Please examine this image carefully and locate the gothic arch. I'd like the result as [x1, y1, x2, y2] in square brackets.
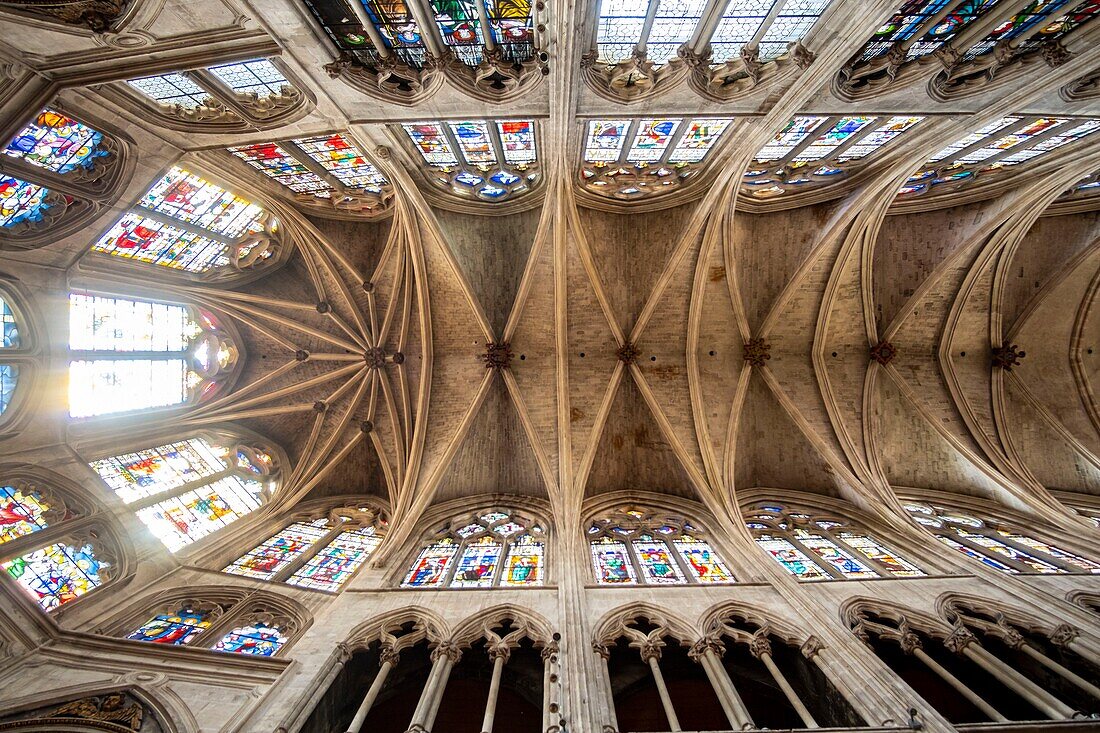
[0, 279, 43, 435]
[0, 682, 186, 733]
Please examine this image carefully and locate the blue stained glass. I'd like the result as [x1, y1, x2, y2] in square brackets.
[128, 607, 211, 645]
[492, 171, 521, 185]
[213, 623, 287, 656]
[5, 110, 108, 175]
[0, 176, 51, 229]
[3, 543, 105, 611]
[1, 294, 18, 348]
[0, 364, 17, 416]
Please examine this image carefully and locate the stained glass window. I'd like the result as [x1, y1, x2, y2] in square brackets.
[362, 0, 428, 68]
[91, 167, 272, 275]
[794, 117, 875, 161]
[431, 0, 486, 65]
[209, 59, 289, 97]
[627, 119, 680, 162]
[837, 532, 924, 577]
[710, 0, 777, 63]
[128, 606, 212, 645]
[404, 122, 460, 167]
[856, 0, 953, 62]
[0, 365, 16, 417]
[591, 536, 637, 584]
[502, 534, 544, 586]
[1000, 533, 1100, 573]
[597, 0, 652, 63]
[224, 519, 332, 580]
[5, 109, 108, 175]
[3, 543, 105, 611]
[450, 535, 503, 587]
[756, 534, 831, 579]
[497, 121, 537, 165]
[673, 535, 734, 582]
[793, 529, 877, 579]
[0, 176, 51, 229]
[904, 0, 1000, 60]
[228, 143, 333, 196]
[0, 485, 51, 544]
[90, 437, 228, 503]
[294, 134, 389, 191]
[213, 623, 287, 656]
[757, 0, 831, 60]
[1, 296, 17, 350]
[403, 538, 459, 587]
[633, 535, 686, 583]
[667, 119, 731, 163]
[136, 476, 265, 553]
[487, 0, 535, 61]
[647, 0, 708, 64]
[755, 116, 827, 162]
[835, 116, 924, 161]
[584, 120, 630, 163]
[963, 0, 1078, 59]
[287, 527, 381, 591]
[127, 73, 211, 109]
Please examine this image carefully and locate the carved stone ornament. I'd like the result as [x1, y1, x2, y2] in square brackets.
[365, 346, 389, 369]
[788, 41, 816, 70]
[897, 631, 922, 655]
[592, 640, 612, 659]
[616, 342, 640, 365]
[430, 640, 463, 663]
[1041, 39, 1071, 68]
[635, 638, 665, 662]
[483, 341, 513, 371]
[379, 645, 401, 666]
[51, 693, 144, 731]
[1048, 623, 1079, 647]
[1, 0, 128, 32]
[327, 52, 445, 106]
[743, 337, 772, 367]
[688, 635, 725, 661]
[942, 625, 976, 654]
[748, 631, 773, 659]
[870, 341, 897, 366]
[582, 46, 689, 104]
[800, 635, 823, 659]
[991, 343, 1025, 371]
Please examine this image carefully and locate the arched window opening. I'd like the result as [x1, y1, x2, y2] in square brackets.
[742, 114, 924, 201]
[0, 290, 29, 420]
[745, 501, 925, 580]
[67, 292, 238, 418]
[710, 612, 865, 729]
[213, 620, 289, 656]
[708, 0, 831, 66]
[579, 117, 732, 201]
[944, 601, 1100, 716]
[127, 601, 221, 645]
[222, 504, 387, 592]
[399, 119, 540, 202]
[5, 109, 109, 175]
[589, 506, 734, 586]
[402, 508, 545, 588]
[851, 607, 1089, 723]
[0, 689, 166, 731]
[903, 502, 1100, 574]
[116, 57, 311, 130]
[898, 115, 1100, 198]
[88, 432, 279, 552]
[227, 133, 394, 217]
[0, 474, 113, 614]
[88, 165, 281, 277]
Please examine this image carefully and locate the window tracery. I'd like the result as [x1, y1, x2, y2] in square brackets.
[0, 471, 114, 614]
[303, 0, 542, 104]
[86, 165, 282, 281]
[1, 108, 124, 249]
[399, 119, 541, 203]
[743, 114, 924, 202]
[67, 292, 238, 419]
[0, 291, 28, 421]
[904, 502, 1100, 574]
[227, 133, 394, 218]
[88, 431, 279, 553]
[897, 115, 1100, 200]
[222, 504, 387, 592]
[110, 58, 312, 132]
[745, 502, 925, 580]
[588, 506, 734, 585]
[579, 117, 733, 202]
[402, 508, 545, 588]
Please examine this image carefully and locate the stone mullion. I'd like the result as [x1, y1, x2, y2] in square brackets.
[638, 644, 681, 731]
[749, 635, 818, 727]
[825, 118, 881, 161]
[0, 158, 103, 201]
[938, 117, 1034, 168]
[617, 119, 641, 166]
[405, 0, 448, 59]
[269, 521, 348, 584]
[984, 530, 1086, 573]
[637, 0, 663, 54]
[688, 0, 734, 51]
[188, 68, 256, 120]
[662, 536, 697, 583]
[130, 207, 241, 246]
[894, 0, 974, 56]
[126, 468, 235, 513]
[1016, 641, 1100, 699]
[941, 2, 1025, 59]
[822, 529, 894, 577]
[278, 139, 351, 195]
[440, 123, 475, 178]
[474, 0, 497, 53]
[658, 121, 693, 168]
[783, 530, 847, 579]
[486, 122, 508, 171]
[775, 116, 839, 168]
[942, 529, 1037, 574]
[346, 3, 395, 59]
[746, 0, 787, 49]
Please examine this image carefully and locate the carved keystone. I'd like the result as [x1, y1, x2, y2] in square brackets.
[992, 344, 1025, 371]
[616, 342, 640, 365]
[870, 341, 897, 366]
[483, 342, 513, 370]
[743, 337, 771, 367]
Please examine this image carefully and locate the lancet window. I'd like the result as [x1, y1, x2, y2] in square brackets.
[227, 133, 393, 217]
[745, 502, 925, 580]
[400, 119, 540, 201]
[589, 506, 734, 586]
[904, 502, 1100, 574]
[88, 432, 278, 553]
[402, 508, 545, 588]
[0, 291, 29, 422]
[67, 292, 238, 418]
[87, 165, 281, 279]
[0, 473, 113, 614]
[113, 58, 311, 131]
[743, 114, 924, 201]
[222, 504, 386, 592]
[580, 117, 732, 201]
[898, 115, 1100, 198]
[122, 590, 303, 656]
[1, 109, 120, 245]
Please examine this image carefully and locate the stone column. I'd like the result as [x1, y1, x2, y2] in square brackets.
[346, 647, 399, 733]
[480, 644, 510, 733]
[593, 641, 619, 733]
[895, 632, 1006, 723]
[750, 633, 818, 728]
[406, 642, 461, 733]
[995, 623, 1100, 700]
[639, 640, 681, 732]
[541, 641, 560, 733]
[688, 636, 754, 730]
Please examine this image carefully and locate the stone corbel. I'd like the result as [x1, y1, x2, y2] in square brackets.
[689, 41, 806, 102]
[327, 53, 445, 106]
[581, 47, 689, 103]
[443, 46, 545, 101]
[235, 86, 307, 122]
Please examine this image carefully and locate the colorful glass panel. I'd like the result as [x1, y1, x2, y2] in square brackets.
[90, 438, 227, 503]
[90, 213, 230, 273]
[224, 519, 331, 580]
[449, 535, 503, 587]
[128, 607, 211, 645]
[135, 476, 264, 552]
[362, 0, 428, 67]
[626, 119, 680, 163]
[5, 109, 107, 174]
[836, 116, 924, 161]
[431, 0, 486, 65]
[213, 623, 287, 656]
[954, 530, 1063, 573]
[69, 358, 190, 418]
[857, 0, 953, 61]
[450, 121, 497, 166]
[964, 0, 1073, 59]
[1000, 533, 1100, 573]
[287, 527, 381, 591]
[127, 74, 210, 109]
[927, 116, 1019, 162]
[836, 532, 924, 576]
[673, 535, 734, 583]
[590, 536, 637, 584]
[502, 534, 544, 586]
[597, 0, 652, 63]
[0, 365, 17, 416]
[487, 0, 534, 59]
[497, 121, 537, 165]
[0, 485, 51, 544]
[228, 143, 333, 196]
[755, 535, 830, 579]
[936, 534, 1016, 572]
[1, 295, 17, 349]
[584, 119, 631, 163]
[757, 0, 831, 61]
[794, 530, 877, 578]
[668, 119, 731, 163]
[754, 116, 828, 162]
[403, 122, 460, 167]
[142, 168, 265, 238]
[403, 538, 459, 587]
[956, 117, 1067, 163]
[904, 0, 1000, 60]
[647, 0, 708, 64]
[633, 537, 686, 584]
[209, 59, 289, 97]
[997, 118, 1100, 165]
[294, 134, 389, 190]
[3, 543, 104, 611]
[0, 176, 50, 229]
[710, 0, 777, 63]
[794, 116, 875, 161]
[69, 293, 195, 353]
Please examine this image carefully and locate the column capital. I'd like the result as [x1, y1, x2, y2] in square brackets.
[1049, 623, 1079, 647]
[592, 640, 612, 659]
[943, 625, 977, 654]
[488, 642, 512, 663]
[748, 632, 772, 659]
[380, 646, 401, 666]
[637, 639, 664, 663]
[688, 635, 725, 661]
[540, 639, 560, 662]
[800, 635, 824, 660]
[430, 641, 462, 663]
